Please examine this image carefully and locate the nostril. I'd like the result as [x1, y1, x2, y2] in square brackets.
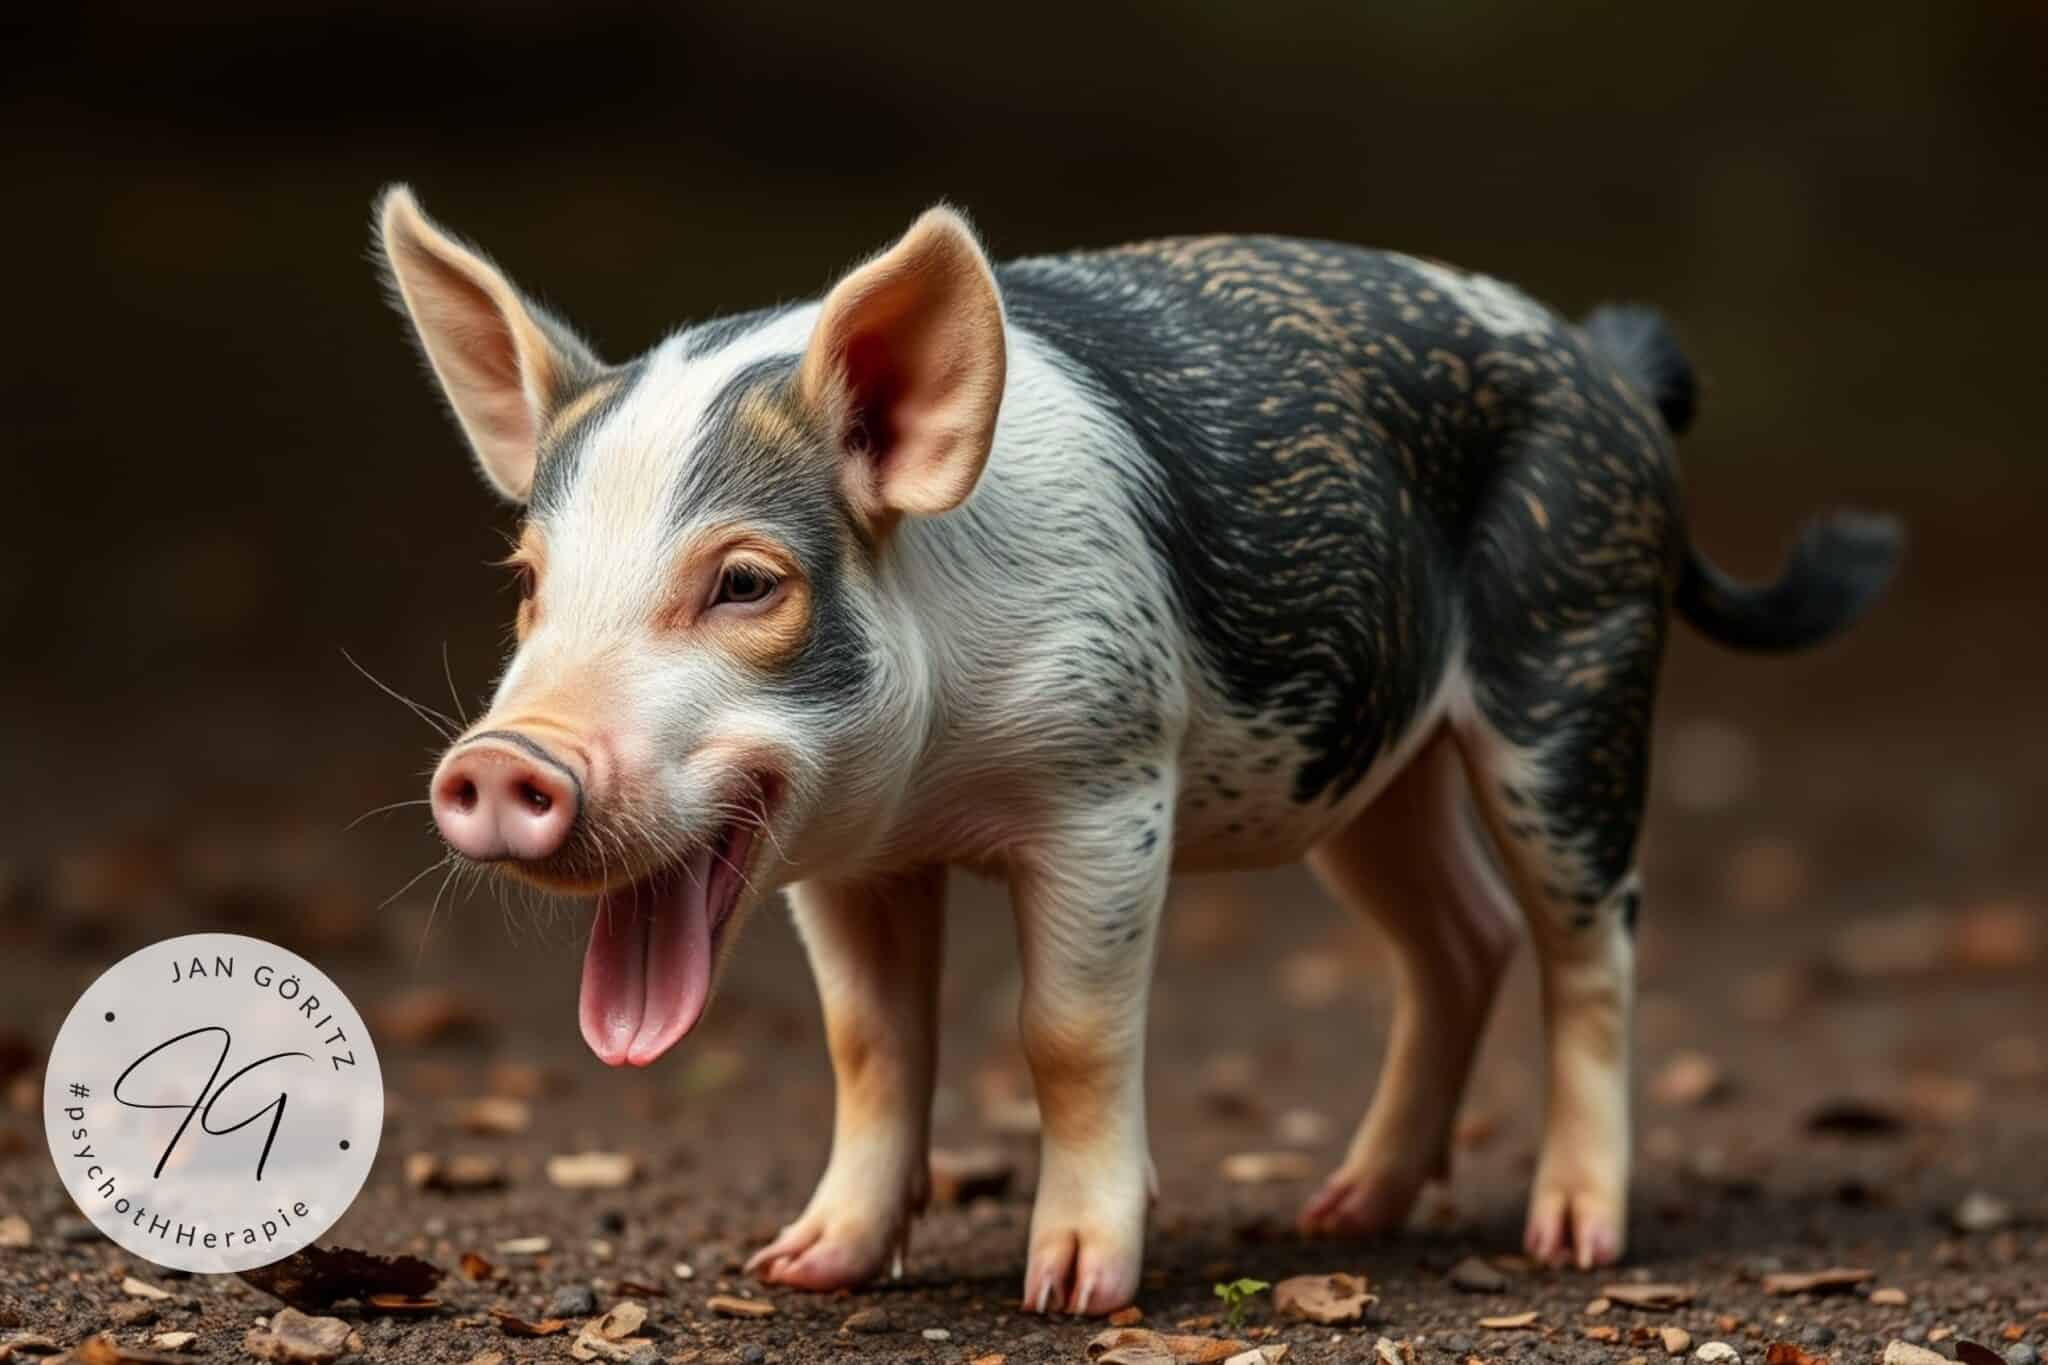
[451, 778, 479, 813]
[518, 781, 553, 815]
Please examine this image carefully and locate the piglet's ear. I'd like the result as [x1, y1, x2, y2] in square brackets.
[798, 207, 1006, 520]
[375, 185, 600, 501]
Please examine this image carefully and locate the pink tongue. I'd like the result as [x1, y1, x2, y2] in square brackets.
[579, 847, 714, 1067]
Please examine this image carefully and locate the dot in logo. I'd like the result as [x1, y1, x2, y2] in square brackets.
[44, 933, 386, 1274]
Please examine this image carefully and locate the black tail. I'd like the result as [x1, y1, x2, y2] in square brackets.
[1583, 303, 1904, 653]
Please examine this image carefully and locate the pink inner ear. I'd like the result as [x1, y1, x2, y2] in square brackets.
[840, 331, 906, 461]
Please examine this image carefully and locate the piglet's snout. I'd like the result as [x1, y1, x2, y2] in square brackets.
[430, 733, 583, 862]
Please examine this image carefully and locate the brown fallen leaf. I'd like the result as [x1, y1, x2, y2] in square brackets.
[929, 1147, 1016, 1205]
[1760, 1267, 1872, 1296]
[1219, 1152, 1316, 1184]
[1585, 1327, 1622, 1343]
[1087, 1329, 1250, 1365]
[1273, 1273, 1376, 1325]
[1109, 1307, 1145, 1327]
[364, 1293, 441, 1314]
[1650, 1053, 1726, 1108]
[406, 1152, 508, 1192]
[1480, 1312, 1541, 1330]
[1870, 1288, 1909, 1306]
[458, 1252, 500, 1283]
[546, 1151, 637, 1190]
[707, 1294, 775, 1318]
[239, 1245, 442, 1311]
[1601, 1283, 1696, 1311]
[1953, 1341, 2006, 1365]
[1766, 1344, 1826, 1365]
[488, 1308, 568, 1338]
[615, 1279, 667, 1298]
[452, 1096, 531, 1136]
[67, 1336, 192, 1365]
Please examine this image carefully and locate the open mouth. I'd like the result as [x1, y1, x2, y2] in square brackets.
[576, 785, 774, 1067]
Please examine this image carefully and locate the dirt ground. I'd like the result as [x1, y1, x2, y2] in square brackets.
[2, 483, 2045, 1364]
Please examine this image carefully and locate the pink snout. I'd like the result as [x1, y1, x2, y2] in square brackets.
[430, 733, 582, 862]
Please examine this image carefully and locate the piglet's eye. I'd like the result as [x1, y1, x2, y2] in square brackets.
[711, 563, 777, 608]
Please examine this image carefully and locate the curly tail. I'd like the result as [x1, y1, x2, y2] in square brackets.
[1583, 303, 1904, 653]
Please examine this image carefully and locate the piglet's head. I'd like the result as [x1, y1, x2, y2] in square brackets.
[376, 187, 1005, 1065]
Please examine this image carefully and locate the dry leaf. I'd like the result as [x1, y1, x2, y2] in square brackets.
[707, 1294, 775, 1318]
[150, 1333, 199, 1354]
[929, 1147, 1016, 1204]
[546, 1151, 636, 1190]
[1273, 1273, 1376, 1325]
[1480, 1312, 1541, 1330]
[66, 1337, 191, 1365]
[120, 1277, 171, 1300]
[1375, 1339, 1416, 1365]
[1760, 1267, 1872, 1296]
[1219, 1152, 1315, 1184]
[364, 1293, 440, 1314]
[1088, 1329, 1250, 1365]
[1585, 1327, 1622, 1343]
[1109, 1308, 1145, 1327]
[488, 1308, 568, 1338]
[405, 1152, 507, 1192]
[1602, 1283, 1696, 1310]
[241, 1252, 442, 1309]
[458, 1252, 499, 1283]
[453, 1096, 531, 1135]
[1765, 1344, 1826, 1365]
[1870, 1288, 1908, 1306]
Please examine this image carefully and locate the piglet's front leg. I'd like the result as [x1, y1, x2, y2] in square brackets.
[749, 868, 944, 1289]
[1013, 806, 1171, 1316]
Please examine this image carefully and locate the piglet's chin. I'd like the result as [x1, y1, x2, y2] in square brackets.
[578, 851, 716, 1067]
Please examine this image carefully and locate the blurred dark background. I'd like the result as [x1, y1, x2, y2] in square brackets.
[1, 2, 2042, 1027]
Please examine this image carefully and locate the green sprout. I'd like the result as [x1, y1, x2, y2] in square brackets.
[1212, 1277, 1270, 1331]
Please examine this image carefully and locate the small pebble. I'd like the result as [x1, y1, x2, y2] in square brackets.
[597, 1210, 627, 1235]
[1802, 1326, 1837, 1348]
[1695, 1344, 1738, 1364]
[109, 1302, 158, 1327]
[923, 1328, 952, 1342]
[1904, 1327, 1930, 1345]
[843, 1308, 893, 1334]
[736, 1344, 766, 1365]
[548, 1284, 598, 1318]
[2007, 1346, 2039, 1365]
